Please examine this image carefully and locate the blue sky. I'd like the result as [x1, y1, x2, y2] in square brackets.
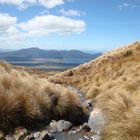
[0, 0, 140, 51]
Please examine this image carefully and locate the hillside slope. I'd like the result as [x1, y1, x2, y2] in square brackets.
[0, 41, 140, 139]
[49, 41, 140, 139]
[49, 41, 140, 98]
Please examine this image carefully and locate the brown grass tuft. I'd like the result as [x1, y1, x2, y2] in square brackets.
[86, 86, 101, 99]
[96, 90, 140, 140]
[0, 62, 86, 132]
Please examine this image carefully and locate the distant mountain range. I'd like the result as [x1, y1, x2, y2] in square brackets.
[0, 47, 102, 61]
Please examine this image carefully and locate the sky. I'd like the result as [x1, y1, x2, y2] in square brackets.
[0, 0, 140, 51]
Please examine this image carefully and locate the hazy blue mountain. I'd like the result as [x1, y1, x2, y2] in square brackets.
[0, 47, 102, 61]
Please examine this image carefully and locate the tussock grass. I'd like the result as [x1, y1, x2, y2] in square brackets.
[49, 41, 140, 139]
[0, 61, 85, 132]
[86, 86, 101, 99]
[49, 41, 140, 97]
[96, 90, 140, 140]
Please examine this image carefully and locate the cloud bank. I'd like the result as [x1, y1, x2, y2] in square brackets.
[0, 13, 22, 41]
[0, 13, 86, 41]
[20, 15, 86, 36]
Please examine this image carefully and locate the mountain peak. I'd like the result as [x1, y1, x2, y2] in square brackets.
[22, 47, 41, 51]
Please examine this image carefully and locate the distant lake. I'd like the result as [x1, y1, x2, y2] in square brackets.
[9, 58, 91, 71]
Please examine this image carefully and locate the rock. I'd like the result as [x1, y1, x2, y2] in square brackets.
[54, 132, 89, 140]
[84, 135, 89, 139]
[34, 138, 42, 140]
[80, 123, 90, 132]
[49, 129, 57, 135]
[50, 120, 57, 131]
[13, 127, 28, 140]
[50, 120, 72, 132]
[88, 108, 104, 133]
[91, 134, 101, 140]
[5, 135, 15, 140]
[69, 130, 77, 134]
[42, 134, 53, 140]
[24, 135, 35, 140]
[83, 99, 93, 108]
[76, 128, 81, 132]
[40, 130, 48, 138]
[33, 132, 41, 138]
[57, 120, 72, 132]
[14, 127, 28, 135]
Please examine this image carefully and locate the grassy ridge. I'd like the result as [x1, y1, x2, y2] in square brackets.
[49, 41, 140, 98]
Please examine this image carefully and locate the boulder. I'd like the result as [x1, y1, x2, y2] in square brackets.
[88, 108, 104, 133]
[50, 120, 72, 132]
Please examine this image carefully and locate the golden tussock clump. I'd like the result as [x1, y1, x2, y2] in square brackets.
[0, 61, 86, 132]
[96, 90, 140, 140]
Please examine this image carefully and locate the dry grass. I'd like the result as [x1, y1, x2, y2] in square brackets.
[96, 90, 140, 140]
[86, 86, 101, 99]
[14, 65, 58, 78]
[49, 41, 140, 139]
[1, 41, 140, 138]
[49, 41, 140, 98]
[0, 61, 86, 132]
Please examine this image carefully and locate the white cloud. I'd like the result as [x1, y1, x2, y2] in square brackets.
[0, 0, 36, 9]
[0, 12, 86, 42]
[0, 13, 23, 41]
[60, 9, 85, 17]
[0, 13, 16, 33]
[19, 15, 86, 36]
[0, 0, 64, 9]
[38, 0, 64, 8]
[118, 2, 140, 9]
